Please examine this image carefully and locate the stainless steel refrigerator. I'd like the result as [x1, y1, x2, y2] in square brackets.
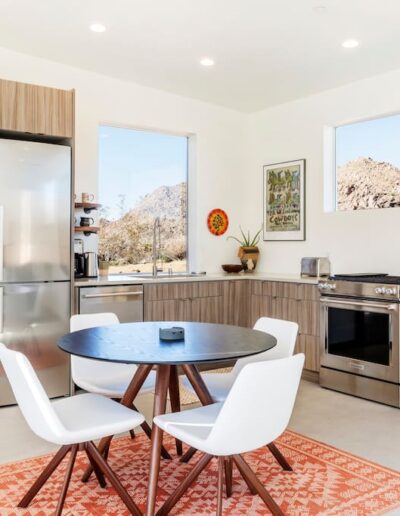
[0, 138, 71, 405]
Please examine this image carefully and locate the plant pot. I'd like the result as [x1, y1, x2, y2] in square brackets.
[238, 246, 259, 272]
[98, 260, 110, 277]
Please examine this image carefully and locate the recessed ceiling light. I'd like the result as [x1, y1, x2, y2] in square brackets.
[90, 23, 106, 33]
[342, 39, 359, 49]
[200, 57, 215, 67]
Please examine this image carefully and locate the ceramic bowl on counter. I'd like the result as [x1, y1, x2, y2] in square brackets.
[221, 264, 244, 273]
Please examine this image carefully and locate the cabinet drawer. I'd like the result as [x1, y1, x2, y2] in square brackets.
[145, 281, 222, 301]
[295, 334, 320, 371]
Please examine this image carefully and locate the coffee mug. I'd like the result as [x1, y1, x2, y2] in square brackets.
[80, 217, 94, 227]
[82, 193, 95, 203]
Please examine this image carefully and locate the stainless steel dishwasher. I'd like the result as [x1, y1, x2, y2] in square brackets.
[78, 285, 143, 322]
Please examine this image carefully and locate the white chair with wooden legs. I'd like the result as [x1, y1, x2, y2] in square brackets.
[181, 317, 299, 470]
[70, 313, 176, 459]
[0, 343, 144, 516]
[155, 354, 304, 516]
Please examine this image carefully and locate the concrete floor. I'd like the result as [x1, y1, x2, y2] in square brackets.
[1, 379, 400, 473]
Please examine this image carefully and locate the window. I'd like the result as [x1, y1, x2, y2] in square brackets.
[98, 126, 188, 273]
[335, 113, 400, 211]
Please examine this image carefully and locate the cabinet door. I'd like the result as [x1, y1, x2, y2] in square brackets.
[295, 334, 320, 371]
[223, 281, 250, 327]
[191, 296, 223, 323]
[35, 85, 74, 137]
[297, 300, 320, 336]
[144, 299, 191, 321]
[0, 79, 74, 137]
[249, 294, 274, 327]
[0, 80, 36, 133]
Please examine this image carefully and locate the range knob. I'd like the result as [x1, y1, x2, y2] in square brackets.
[328, 283, 336, 290]
[375, 287, 384, 294]
[318, 283, 327, 290]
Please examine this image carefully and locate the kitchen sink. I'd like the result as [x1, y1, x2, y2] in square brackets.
[108, 272, 206, 280]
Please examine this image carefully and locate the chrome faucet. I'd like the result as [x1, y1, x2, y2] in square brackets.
[152, 217, 162, 277]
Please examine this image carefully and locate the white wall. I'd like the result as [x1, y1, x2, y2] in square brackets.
[3, 46, 400, 275]
[0, 47, 246, 271]
[244, 68, 400, 275]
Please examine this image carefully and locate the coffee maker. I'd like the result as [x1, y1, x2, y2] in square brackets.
[74, 239, 85, 278]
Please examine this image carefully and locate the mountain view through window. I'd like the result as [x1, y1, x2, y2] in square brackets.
[98, 126, 188, 273]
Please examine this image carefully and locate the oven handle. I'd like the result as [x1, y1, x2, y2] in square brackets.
[321, 297, 398, 311]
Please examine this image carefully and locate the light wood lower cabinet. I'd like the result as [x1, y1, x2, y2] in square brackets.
[144, 281, 223, 323]
[144, 279, 320, 373]
[250, 280, 320, 372]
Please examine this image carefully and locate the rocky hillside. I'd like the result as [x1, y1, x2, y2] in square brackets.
[337, 157, 400, 210]
[134, 183, 187, 220]
[99, 183, 187, 264]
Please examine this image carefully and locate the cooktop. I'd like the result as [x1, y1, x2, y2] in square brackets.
[330, 274, 400, 285]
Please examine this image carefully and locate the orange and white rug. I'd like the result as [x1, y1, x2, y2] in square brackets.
[0, 430, 399, 515]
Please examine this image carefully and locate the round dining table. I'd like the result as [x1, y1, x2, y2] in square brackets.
[59, 321, 277, 516]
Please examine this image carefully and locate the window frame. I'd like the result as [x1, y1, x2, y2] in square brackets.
[97, 123, 192, 272]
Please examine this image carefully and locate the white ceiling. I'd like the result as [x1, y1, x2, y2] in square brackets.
[1, 0, 400, 112]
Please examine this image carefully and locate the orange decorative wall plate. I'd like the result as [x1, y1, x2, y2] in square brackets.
[207, 208, 229, 236]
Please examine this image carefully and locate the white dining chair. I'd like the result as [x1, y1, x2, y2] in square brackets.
[181, 317, 299, 470]
[155, 353, 305, 516]
[70, 313, 174, 458]
[182, 317, 298, 402]
[0, 343, 144, 516]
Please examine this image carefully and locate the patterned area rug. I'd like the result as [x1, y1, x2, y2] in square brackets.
[1, 430, 399, 515]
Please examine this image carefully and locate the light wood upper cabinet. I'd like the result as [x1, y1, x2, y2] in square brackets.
[0, 79, 74, 138]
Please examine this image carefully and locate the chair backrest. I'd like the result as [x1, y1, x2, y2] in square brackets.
[207, 354, 304, 455]
[0, 343, 64, 443]
[70, 313, 135, 384]
[232, 317, 298, 377]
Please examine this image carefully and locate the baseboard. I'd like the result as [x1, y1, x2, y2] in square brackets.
[302, 369, 319, 383]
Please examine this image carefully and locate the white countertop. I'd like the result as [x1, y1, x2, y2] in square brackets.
[74, 272, 319, 287]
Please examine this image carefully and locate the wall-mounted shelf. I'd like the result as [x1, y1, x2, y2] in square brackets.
[74, 226, 99, 236]
[74, 202, 102, 214]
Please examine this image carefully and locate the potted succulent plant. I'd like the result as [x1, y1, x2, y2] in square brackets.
[227, 227, 262, 272]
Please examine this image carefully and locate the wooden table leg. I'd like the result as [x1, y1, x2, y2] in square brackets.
[146, 364, 171, 516]
[82, 363, 154, 483]
[168, 365, 183, 456]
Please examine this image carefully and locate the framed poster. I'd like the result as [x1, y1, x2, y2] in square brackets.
[263, 159, 305, 241]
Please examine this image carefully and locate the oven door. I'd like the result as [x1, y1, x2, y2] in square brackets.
[320, 297, 399, 383]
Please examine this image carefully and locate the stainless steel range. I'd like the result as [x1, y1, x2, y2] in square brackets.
[319, 274, 400, 407]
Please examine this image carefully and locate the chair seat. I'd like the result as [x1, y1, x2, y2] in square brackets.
[181, 372, 233, 402]
[51, 393, 144, 445]
[75, 369, 157, 398]
[154, 402, 224, 456]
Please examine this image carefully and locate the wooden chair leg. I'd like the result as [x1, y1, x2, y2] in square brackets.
[82, 364, 153, 483]
[156, 453, 213, 516]
[224, 457, 233, 497]
[129, 429, 136, 439]
[233, 454, 284, 516]
[18, 445, 71, 508]
[180, 445, 197, 463]
[217, 457, 224, 515]
[169, 365, 183, 456]
[132, 403, 172, 460]
[86, 441, 141, 516]
[85, 448, 107, 488]
[55, 444, 78, 516]
[267, 442, 292, 471]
